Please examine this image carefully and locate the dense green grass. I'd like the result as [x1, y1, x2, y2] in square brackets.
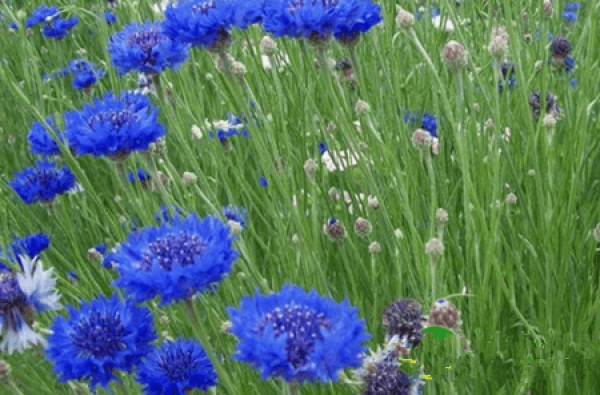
[1, 0, 600, 394]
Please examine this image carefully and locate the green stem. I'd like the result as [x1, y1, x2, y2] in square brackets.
[288, 380, 300, 395]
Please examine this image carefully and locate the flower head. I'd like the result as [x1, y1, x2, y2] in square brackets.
[227, 284, 370, 383]
[381, 298, 425, 348]
[46, 294, 157, 391]
[0, 256, 61, 354]
[1, 233, 50, 267]
[426, 299, 461, 329]
[128, 168, 152, 186]
[263, 0, 381, 43]
[68, 59, 104, 91]
[112, 213, 238, 305]
[104, 10, 117, 24]
[65, 91, 165, 158]
[163, 0, 263, 50]
[9, 160, 76, 205]
[528, 91, 561, 122]
[108, 21, 189, 75]
[442, 40, 467, 71]
[28, 116, 65, 156]
[223, 206, 247, 228]
[136, 338, 218, 395]
[550, 35, 571, 59]
[363, 353, 422, 395]
[42, 15, 78, 39]
[25, 5, 59, 28]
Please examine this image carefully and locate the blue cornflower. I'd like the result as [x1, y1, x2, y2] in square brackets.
[136, 338, 218, 395]
[46, 294, 157, 391]
[0, 255, 61, 354]
[128, 168, 151, 184]
[227, 284, 370, 383]
[319, 142, 328, 155]
[264, 0, 381, 43]
[104, 10, 117, 24]
[68, 59, 104, 91]
[42, 15, 78, 39]
[1, 233, 51, 266]
[333, 0, 382, 44]
[421, 113, 438, 138]
[28, 116, 65, 156]
[163, 0, 262, 50]
[108, 21, 190, 75]
[550, 34, 571, 59]
[571, 78, 577, 88]
[364, 353, 421, 395]
[10, 21, 19, 30]
[564, 3, 581, 12]
[26, 5, 59, 28]
[67, 270, 78, 281]
[64, 91, 165, 159]
[223, 206, 247, 228]
[259, 175, 268, 187]
[111, 213, 238, 305]
[95, 243, 107, 255]
[562, 11, 577, 22]
[9, 160, 76, 205]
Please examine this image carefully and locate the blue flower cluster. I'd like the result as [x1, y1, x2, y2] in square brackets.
[108, 21, 190, 75]
[163, 0, 263, 50]
[28, 116, 65, 156]
[64, 91, 165, 158]
[227, 285, 370, 383]
[136, 338, 218, 395]
[562, 2, 581, 23]
[112, 213, 238, 305]
[9, 160, 76, 205]
[46, 294, 157, 391]
[263, 0, 381, 42]
[404, 110, 438, 138]
[26, 5, 78, 39]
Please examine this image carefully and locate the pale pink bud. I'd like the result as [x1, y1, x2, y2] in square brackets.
[443, 41, 468, 71]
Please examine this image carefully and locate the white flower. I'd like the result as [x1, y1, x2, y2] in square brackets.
[321, 150, 360, 172]
[0, 257, 61, 354]
[432, 15, 455, 32]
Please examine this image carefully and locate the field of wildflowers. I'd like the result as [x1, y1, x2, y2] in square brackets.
[0, 0, 599, 394]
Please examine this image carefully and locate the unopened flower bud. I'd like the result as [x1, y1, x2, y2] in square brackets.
[506, 193, 517, 204]
[394, 229, 404, 239]
[354, 217, 373, 238]
[427, 299, 461, 329]
[443, 41, 468, 71]
[488, 26, 508, 59]
[368, 241, 381, 254]
[181, 171, 198, 185]
[436, 208, 449, 225]
[543, 1, 553, 18]
[367, 195, 380, 210]
[425, 237, 444, 258]
[227, 220, 242, 236]
[355, 99, 370, 115]
[304, 158, 318, 177]
[412, 128, 432, 150]
[260, 36, 277, 56]
[396, 9, 415, 29]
